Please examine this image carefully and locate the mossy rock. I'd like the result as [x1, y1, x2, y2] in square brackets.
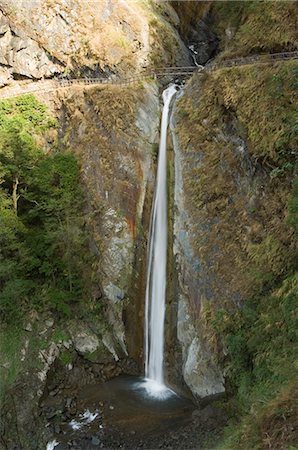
[83, 342, 113, 364]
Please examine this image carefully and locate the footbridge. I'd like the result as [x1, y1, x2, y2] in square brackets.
[0, 50, 297, 100]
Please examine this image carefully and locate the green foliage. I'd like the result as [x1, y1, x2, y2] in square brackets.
[151, 142, 159, 161]
[247, 235, 293, 290]
[0, 95, 56, 191]
[59, 350, 74, 365]
[0, 326, 23, 400]
[0, 324, 59, 401]
[212, 275, 298, 449]
[52, 328, 70, 344]
[288, 177, 298, 234]
[0, 95, 90, 323]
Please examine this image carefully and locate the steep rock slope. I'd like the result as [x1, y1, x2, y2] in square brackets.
[0, 80, 160, 449]
[0, 1, 297, 449]
[58, 81, 160, 362]
[171, 0, 298, 63]
[171, 0, 218, 64]
[210, 0, 298, 59]
[0, 0, 191, 87]
[172, 1, 297, 445]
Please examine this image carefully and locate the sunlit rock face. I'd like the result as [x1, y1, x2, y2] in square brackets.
[0, 0, 191, 87]
[0, 0, 149, 73]
[0, 77, 161, 449]
[0, 11, 62, 85]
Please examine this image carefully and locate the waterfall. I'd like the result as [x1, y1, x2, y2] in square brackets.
[144, 85, 177, 394]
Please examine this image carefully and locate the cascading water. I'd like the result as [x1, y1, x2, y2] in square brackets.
[144, 84, 178, 397]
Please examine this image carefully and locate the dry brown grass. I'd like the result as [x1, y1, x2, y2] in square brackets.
[259, 381, 298, 449]
[211, 1, 298, 60]
[175, 60, 297, 309]
[58, 81, 155, 275]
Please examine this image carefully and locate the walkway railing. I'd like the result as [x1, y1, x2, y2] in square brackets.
[0, 50, 297, 99]
[208, 50, 298, 69]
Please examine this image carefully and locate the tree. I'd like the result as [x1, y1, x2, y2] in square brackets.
[0, 95, 56, 214]
[0, 95, 89, 323]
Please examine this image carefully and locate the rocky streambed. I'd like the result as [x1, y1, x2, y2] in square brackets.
[45, 375, 227, 450]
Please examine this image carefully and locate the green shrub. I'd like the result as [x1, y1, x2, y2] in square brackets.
[288, 177, 298, 234]
[212, 275, 298, 448]
[0, 95, 91, 323]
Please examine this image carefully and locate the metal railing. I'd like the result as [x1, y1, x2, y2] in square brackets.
[207, 50, 298, 70]
[0, 51, 297, 99]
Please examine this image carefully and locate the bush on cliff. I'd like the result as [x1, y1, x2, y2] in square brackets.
[0, 95, 89, 323]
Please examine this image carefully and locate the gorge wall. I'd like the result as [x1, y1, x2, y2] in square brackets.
[168, 2, 297, 448]
[0, 80, 161, 450]
[57, 81, 160, 364]
[0, 0, 190, 86]
[0, 1, 297, 449]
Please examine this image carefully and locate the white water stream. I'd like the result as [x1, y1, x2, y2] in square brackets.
[144, 85, 177, 396]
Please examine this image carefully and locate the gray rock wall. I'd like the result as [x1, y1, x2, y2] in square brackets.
[0, 11, 62, 86]
[0, 0, 191, 89]
[170, 94, 225, 400]
[58, 81, 160, 361]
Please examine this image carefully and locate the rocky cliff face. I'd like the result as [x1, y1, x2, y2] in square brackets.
[0, 80, 160, 449]
[58, 81, 160, 362]
[170, 102, 225, 399]
[171, 0, 218, 64]
[0, 10, 62, 85]
[0, 0, 191, 87]
[1, 1, 297, 448]
[170, 58, 297, 408]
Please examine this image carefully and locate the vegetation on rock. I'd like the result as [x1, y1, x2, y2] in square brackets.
[211, 0, 298, 59]
[213, 275, 297, 449]
[0, 95, 91, 323]
[176, 57, 298, 450]
[177, 61, 297, 301]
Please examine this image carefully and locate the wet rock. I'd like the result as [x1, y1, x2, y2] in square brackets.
[24, 322, 33, 332]
[91, 436, 100, 446]
[65, 398, 73, 408]
[45, 318, 55, 328]
[102, 362, 121, 380]
[70, 327, 100, 355]
[49, 387, 60, 397]
[69, 402, 78, 416]
[38, 342, 60, 383]
[104, 283, 125, 303]
[91, 363, 103, 378]
[45, 408, 57, 420]
[102, 332, 120, 362]
[183, 337, 225, 398]
[192, 404, 227, 430]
